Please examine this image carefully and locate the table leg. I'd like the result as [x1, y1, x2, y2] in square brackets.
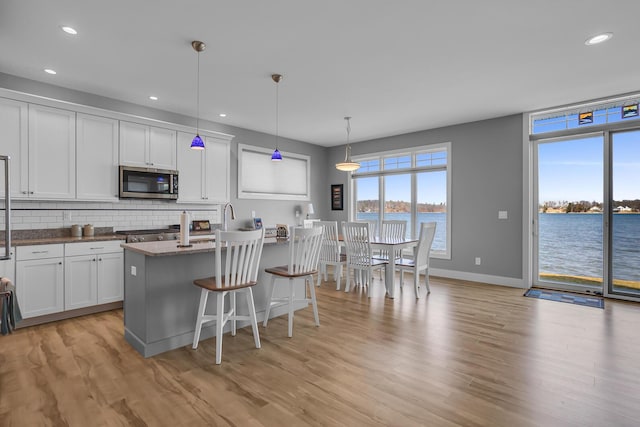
[386, 256, 396, 298]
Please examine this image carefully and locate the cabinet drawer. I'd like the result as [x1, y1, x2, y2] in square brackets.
[16, 244, 64, 261]
[65, 240, 124, 256]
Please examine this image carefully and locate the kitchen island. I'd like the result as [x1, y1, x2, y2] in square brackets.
[121, 236, 306, 357]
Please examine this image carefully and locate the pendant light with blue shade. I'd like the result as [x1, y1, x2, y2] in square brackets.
[190, 40, 206, 150]
[271, 73, 283, 161]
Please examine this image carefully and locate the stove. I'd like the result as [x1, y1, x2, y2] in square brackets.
[115, 228, 181, 243]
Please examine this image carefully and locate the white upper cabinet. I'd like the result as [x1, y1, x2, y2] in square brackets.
[119, 121, 177, 170]
[76, 113, 119, 201]
[176, 132, 229, 203]
[0, 98, 28, 199]
[203, 135, 230, 203]
[28, 104, 76, 199]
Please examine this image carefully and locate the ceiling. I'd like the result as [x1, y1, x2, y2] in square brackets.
[1, 1, 638, 146]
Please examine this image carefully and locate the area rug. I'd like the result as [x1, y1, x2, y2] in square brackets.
[524, 288, 604, 309]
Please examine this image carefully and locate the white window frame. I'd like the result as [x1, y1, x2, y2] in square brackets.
[350, 142, 451, 259]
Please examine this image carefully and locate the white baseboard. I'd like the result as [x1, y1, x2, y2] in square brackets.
[429, 268, 525, 288]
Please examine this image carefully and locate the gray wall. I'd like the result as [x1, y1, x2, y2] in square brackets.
[325, 115, 524, 280]
[0, 72, 328, 230]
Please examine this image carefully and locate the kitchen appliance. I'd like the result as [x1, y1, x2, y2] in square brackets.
[119, 165, 178, 200]
[1, 155, 11, 262]
[115, 228, 181, 243]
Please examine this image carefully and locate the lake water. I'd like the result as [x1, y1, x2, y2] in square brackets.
[357, 212, 640, 282]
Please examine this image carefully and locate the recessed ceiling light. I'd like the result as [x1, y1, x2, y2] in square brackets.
[44, 68, 57, 75]
[585, 32, 613, 45]
[61, 26, 78, 35]
[149, 96, 158, 101]
[219, 113, 227, 117]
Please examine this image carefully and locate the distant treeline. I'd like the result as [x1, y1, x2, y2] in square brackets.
[357, 200, 446, 213]
[541, 199, 640, 213]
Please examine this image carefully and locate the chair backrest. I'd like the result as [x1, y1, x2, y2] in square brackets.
[303, 219, 321, 228]
[341, 222, 373, 267]
[215, 228, 265, 287]
[288, 226, 324, 275]
[317, 220, 341, 263]
[414, 222, 437, 269]
[381, 220, 407, 241]
[357, 220, 378, 239]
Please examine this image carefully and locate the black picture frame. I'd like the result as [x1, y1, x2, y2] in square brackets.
[331, 184, 344, 211]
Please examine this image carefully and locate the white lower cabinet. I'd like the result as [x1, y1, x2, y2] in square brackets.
[16, 244, 65, 318]
[16, 241, 124, 319]
[64, 241, 124, 310]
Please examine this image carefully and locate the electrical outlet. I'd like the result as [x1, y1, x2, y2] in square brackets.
[63, 211, 72, 222]
[498, 210, 508, 219]
[251, 210, 256, 218]
[475, 257, 481, 265]
[131, 266, 137, 276]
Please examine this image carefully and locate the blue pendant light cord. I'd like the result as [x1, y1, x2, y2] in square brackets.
[271, 74, 283, 161]
[191, 41, 205, 150]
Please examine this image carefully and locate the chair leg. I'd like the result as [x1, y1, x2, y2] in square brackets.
[215, 292, 225, 365]
[414, 270, 421, 299]
[425, 269, 431, 294]
[366, 269, 371, 298]
[288, 278, 295, 338]
[192, 288, 208, 349]
[307, 277, 320, 326]
[245, 287, 261, 349]
[316, 265, 323, 287]
[345, 266, 351, 292]
[263, 275, 276, 327]
[230, 290, 237, 336]
[335, 264, 343, 291]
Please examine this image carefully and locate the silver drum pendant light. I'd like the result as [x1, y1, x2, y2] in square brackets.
[335, 116, 360, 171]
[191, 40, 206, 150]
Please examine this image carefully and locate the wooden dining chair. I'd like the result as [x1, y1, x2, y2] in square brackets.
[396, 222, 436, 298]
[192, 228, 265, 364]
[341, 222, 388, 297]
[315, 221, 346, 290]
[263, 226, 324, 337]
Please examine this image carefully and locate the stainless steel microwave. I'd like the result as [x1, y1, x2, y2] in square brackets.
[119, 166, 178, 200]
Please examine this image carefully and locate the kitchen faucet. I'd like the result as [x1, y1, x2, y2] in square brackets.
[223, 202, 235, 231]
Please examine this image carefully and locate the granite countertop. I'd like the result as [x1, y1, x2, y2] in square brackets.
[121, 237, 288, 257]
[12, 234, 126, 246]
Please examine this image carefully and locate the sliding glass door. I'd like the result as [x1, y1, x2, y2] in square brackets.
[535, 135, 604, 294]
[611, 129, 640, 297]
[535, 128, 640, 299]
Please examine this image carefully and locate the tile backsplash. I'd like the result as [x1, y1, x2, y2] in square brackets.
[0, 199, 220, 232]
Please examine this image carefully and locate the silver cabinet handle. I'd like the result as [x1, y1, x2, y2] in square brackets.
[90, 247, 104, 250]
[31, 250, 49, 254]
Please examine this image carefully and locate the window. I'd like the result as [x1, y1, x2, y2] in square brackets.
[531, 93, 640, 135]
[351, 143, 451, 259]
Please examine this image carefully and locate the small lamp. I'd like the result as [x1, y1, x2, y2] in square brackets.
[307, 203, 315, 219]
[271, 74, 283, 161]
[190, 41, 206, 150]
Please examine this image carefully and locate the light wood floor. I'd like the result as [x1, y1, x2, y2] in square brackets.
[2, 275, 640, 426]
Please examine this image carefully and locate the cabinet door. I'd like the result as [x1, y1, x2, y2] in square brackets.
[64, 254, 98, 310]
[176, 131, 205, 203]
[77, 114, 119, 201]
[97, 252, 124, 304]
[204, 136, 230, 203]
[119, 121, 149, 167]
[16, 258, 64, 318]
[0, 98, 28, 198]
[28, 105, 76, 199]
[149, 126, 177, 169]
[0, 248, 15, 279]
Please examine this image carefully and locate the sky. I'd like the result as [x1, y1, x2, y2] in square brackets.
[538, 130, 639, 203]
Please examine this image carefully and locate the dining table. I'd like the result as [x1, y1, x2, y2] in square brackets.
[339, 235, 419, 298]
[369, 237, 419, 298]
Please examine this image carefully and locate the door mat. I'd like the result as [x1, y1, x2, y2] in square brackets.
[524, 288, 604, 309]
